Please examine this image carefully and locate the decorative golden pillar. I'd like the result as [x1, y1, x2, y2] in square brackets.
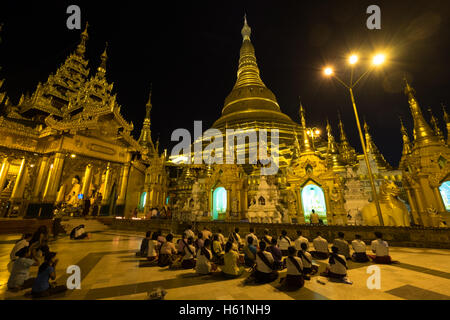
[412, 187, 426, 226]
[80, 164, 93, 199]
[323, 186, 332, 225]
[405, 188, 418, 225]
[432, 186, 446, 213]
[10, 158, 27, 200]
[0, 157, 10, 192]
[297, 188, 304, 223]
[101, 163, 112, 205]
[32, 156, 49, 200]
[117, 158, 131, 206]
[43, 153, 65, 202]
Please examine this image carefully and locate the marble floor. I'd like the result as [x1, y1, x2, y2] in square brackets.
[1, 221, 450, 300]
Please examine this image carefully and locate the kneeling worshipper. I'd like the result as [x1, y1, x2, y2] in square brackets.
[158, 234, 178, 267]
[181, 237, 196, 269]
[351, 234, 369, 262]
[322, 246, 352, 284]
[298, 242, 318, 278]
[194, 232, 204, 251]
[251, 241, 279, 284]
[137, 231, 151, 257]
[245, 228, 259, 246]
[280, 246, 304, 291]
[368, 232, 393, 264]
[277, 230, 292, 256]
[31, 252, 67, 298]
[212, 234, 225, 265]
[221, 241, 245, 278]
[70, 225, 89, 240]
[228, 228, 243, 250]
[10, 233, 32, 262]
[262, 229, 272, 246]
[268, 238, 283, 270]
[243, 236, 257, 268]
[195, 239, 216, 275]
[147, 233, 160, 262]
[7, 246, 38, 291]
[333, 232, 351, 259]
[311, 232, 329, 260]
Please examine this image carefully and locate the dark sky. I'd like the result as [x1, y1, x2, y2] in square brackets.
[1, 0, 449, 167]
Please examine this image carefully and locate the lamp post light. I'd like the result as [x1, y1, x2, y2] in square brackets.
[323, 53, 386, 226]
[306, 127, 321, 150]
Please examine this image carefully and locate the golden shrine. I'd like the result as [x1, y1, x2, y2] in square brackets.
[0, 19, 449, 227]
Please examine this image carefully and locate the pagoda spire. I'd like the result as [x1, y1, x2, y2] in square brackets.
[442, 103, 450, 144]
[337, 111, 357, 165]
[326, 119, 345, 172]
[299, 99, 313, 153]
[428, 107, 444, 143]
[404, 78, 439, 148]
[363, 119, 392, 170]
[399, 117, 412, 170]
[96, 42, 108, 77]
[76, 22, 89, 57]
[138, 86, 156, 154]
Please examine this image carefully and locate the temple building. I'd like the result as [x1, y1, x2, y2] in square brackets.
[0, 19, 449, 227]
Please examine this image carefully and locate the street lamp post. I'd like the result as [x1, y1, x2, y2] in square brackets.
[323, 53, 386, 226]
[306, 127, 321, 149]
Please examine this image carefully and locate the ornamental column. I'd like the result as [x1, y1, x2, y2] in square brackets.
[80, 164, 93, 199]
[0, 157, 10, 192]
[117, 153, 132, 205]
[32, 156, 49, 201]
[10, 158, 27, 200]
[405, 188, 418, 225]
[412, 187, 426, 226]
[43, 153, 65, 202]
[100, 163, 112, 205]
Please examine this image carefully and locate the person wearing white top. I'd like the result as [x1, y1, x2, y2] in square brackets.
[184, 226, 195, 240]
[277, 230, 292, 256]
[10, 234, 32, 261]
[281, 246, 304, 290]
[351, 234, 369, 262]
[147, 233, 160, 262]
[251, 241, 278, 284]
[294, 230, 309, 251]
[368, 232, 392, 264]
[310, 210, 320, 224]
[333, 232, 351, 259]
[261, 229, 272, 245]
[245, 228, 259, 246]
[298, 242, 319, 276]
[311, 232, 329, 260]
[195, 239, 213, 275]
[325, 246, 352, 284]
[228, 227, 243, 250]
[181, 237, 196, 269]
[217, 229, 226, 245]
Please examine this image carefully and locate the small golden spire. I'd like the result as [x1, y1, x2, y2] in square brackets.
[443, 103, 449, 124]
[325, 119, 345, 171]
[364, 118, 392, 170]
[299, 100, 313, 153]
[399, 116, 412, 169]
[145, 84, 152, 120]
[428, 107, 444, 143]
[403, 78, 439, 148]
[337, 110, 357, 165]
[76, 22, 89, 57]
[96, 42, 108, 76]
[241, 14, 251, 41]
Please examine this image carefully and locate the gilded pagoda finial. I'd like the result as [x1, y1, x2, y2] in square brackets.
[76, 22, 89, 57]
[145, 84, 153, 120]
[442, 103, 449, 124]
[298, 101, 313, 153]
[325, 119, 345, 172]
[428, 107, 444, 142]
[97, 42, 108, 76]
[399, 116, 412, 169]
[241, 14, 251, 41]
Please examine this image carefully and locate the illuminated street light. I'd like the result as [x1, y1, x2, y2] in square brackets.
[349, 54, 359, 65]
[372, 54, 385, 66]
[306, 127, 321, 149]
[324, 67, 333, 76]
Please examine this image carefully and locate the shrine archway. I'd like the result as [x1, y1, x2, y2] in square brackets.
[301, 184, 327, 224]
[212, 187, 227, 220]
[439, 181, 450, 211]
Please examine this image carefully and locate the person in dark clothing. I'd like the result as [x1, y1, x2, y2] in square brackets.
[267, 238, 283, 270]
[31, 252, 67, 298]
[136, 231, 151, 257]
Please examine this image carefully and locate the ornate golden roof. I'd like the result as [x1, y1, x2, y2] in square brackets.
[363, 119, 392, 170]
[399, 117, 412, 170]
[337, 111, 358, 165]
[325, 119, 346, 172]
[298, 101, 313, 154]
[138, 86, 157, 155]
[428, 107, 444, 143]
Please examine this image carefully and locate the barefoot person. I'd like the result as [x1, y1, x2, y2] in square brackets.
[10, 233, 32, 262]
[280, 246, 304, 291]
[252, 241, 279, 284]
[195, 239, 215, 275]
[181, 237, 196, 269]
[137, 231, 151, 257]
[158, 234, 177, 267]
[368, 232, 393, 264]
[147, 232, 160, 262]
[333, 232, 351, 259]
[245, 228, 258, 246]
[222, 241, 244, 278]
[311, 232, 329, 260]
[298, 242, 318, 277]
[262, 229, 272, 246]
[294, 230, 309, 251]
[351, 234, 369, 262]
[277, 230, 292, 256]
[7, 246, 38, 291]
[243, 236, 257, 268]
[323, 246, 352, 284]
[31, 252, 67, 298]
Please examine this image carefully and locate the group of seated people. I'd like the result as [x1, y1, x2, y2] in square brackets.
[136, 226, 394, 291]
[7, 226, 67, 298]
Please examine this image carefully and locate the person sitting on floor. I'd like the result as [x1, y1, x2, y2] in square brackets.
[147, 232, 160, 262]
[29, 226, 50, 263]
[184, 225, 195, 239]
[333, 232, 351, 259]
[181, 237, 196, 269]
[277, 230, 292, 256]
[70, 225, 89, 240]
[221, 241, 244, 279]
[7, 246, 38, 291]
[10, 233, 32, 262]
[251, 241, 278, 284]
[31, 252, 67, 298]
[298, 242, 318, 277]
[311, 232, 329, 260]
[216, 228, 226, 246]
[351, 234, 369, 262]
[136, 231, 151, 257]
[243, 236, 257, 268]
[267, 238, 283, 270]
[212, 234, 225, 265]
[194, 232, 204, 251]
[245, 228, 259, 246]
[294, 230, 309, 252]
[228, 227, 243, 250]
[322, 246, 352, 284]
[195, 239, 215, 275]
[177, 233, 187, 255]
[262, 228, 272, 246]
[155, 230, 166, 244]
[158, 234, 177, 267]
[280, 246, 304, 291]
[201, 227, 212, 240]
[368, 232, 393, 264]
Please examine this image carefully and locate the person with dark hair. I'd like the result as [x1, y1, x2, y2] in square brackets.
[310, 209, 320, 225]
[216, 228, 226, 246]
[262, 228, 272, 245]
[10, 233, 32, 261]
[294, 230, 309, 251]
[268, 238, 283, 270]
[177, 233, 187, 255]
[251, 241, 278, 284]
[277, 230, 291, 256]
[245, 228, 258, 246]
[333, 232, 351, 259]
[212, 234, 224, 265]
[158, 234, 177, 267]
[29, 226, 50, 263]
[368, 232, 393, 264]
[311, 232, 329, 260]
[184, 225, 195, 239]
[243, 236, 257, 268]
[181, 237, 196, 269]
[7, 246, 38, 291]
[322, 246, 352, 284]
[31, 252, 67, 298]
[221, 241, 244, 278]
[351, 234, 369, 262]
[228, 227, 243, 250]
[137, 231, 151, 257]
[298, 242, 318, 277]
[280, 246, 304, 291]
[156, 229, 166, 244]
[147, 232, 160, 262]
[201, 226, 212, 240]
[70, 224, 89, 240]
[195, 232, 204, 251]
[196, 239, 215, 274]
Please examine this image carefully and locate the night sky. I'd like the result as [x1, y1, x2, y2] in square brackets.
[1, 0, 449, 167]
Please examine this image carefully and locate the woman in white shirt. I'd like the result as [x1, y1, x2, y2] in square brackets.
[324, 246, 352, 284]
[147, 233, 160, 262]
[251, 241, 279, 284]
[298, 242, 318, 276]
[181, 237, 196, 269]
[281, 246, 304, 291]
[277, 230, 291, 256]
[368, 232, 392, 264]
[351, 234, 369, 262]
[158, 234, 177, 267]
[195, 239, 214, 274]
